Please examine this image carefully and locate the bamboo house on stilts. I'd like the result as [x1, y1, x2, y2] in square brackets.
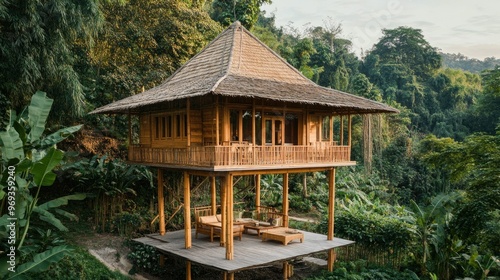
[91, 21, 398, 279]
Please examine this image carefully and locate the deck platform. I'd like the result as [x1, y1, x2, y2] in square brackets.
[133, 229, 354, 273]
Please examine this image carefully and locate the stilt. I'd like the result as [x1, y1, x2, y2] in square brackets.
[158, 169, 165, 235]
[327, 168, 336, 271]
[328, 249, 336, 272]
[283, 261, 294, 280]
[184, 172, 191, 249]
[225, 174, 234, 260]
[255, 174, 261, 210]
[282, 173, 289, 227]
[220, 178, 226, 247]
[327, 168, 336, 240]
[186, 260, 191, 280]
[210, 176, 217, 215]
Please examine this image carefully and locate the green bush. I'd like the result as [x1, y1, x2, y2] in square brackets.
[30, 247, 129, 280]
[306, 261, 419, 280]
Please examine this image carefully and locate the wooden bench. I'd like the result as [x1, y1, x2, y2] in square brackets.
[261, 227, 304, 245]
[195, 214, 244, 242]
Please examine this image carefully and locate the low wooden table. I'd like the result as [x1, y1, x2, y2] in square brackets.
[244, 223, 279, 235]
[261, 228, 304, 245]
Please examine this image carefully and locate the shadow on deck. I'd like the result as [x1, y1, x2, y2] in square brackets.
[133, 229, 354, 274]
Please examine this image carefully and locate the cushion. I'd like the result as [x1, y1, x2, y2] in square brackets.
[199, 215, 218, 224]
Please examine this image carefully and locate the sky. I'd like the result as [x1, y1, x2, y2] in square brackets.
[261, 0, 500, 60]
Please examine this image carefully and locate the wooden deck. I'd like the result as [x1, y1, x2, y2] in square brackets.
[133, 229, 354, 273]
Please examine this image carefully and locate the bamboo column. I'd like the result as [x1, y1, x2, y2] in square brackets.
[210, 176, 217, 215]
[348, 115, 352, 159]
[282, 173, 289, 227]
[184, 172, 191, 248]
[158, 169, 165, 235]
[187, 98, 191, 146]
[255, 174, 261, 210]
[220, 177, 226, 247]
[225, 174, 234, 260]
[340, 116, 344, 145]
[327, 167, 336, 271]
[186, 260, 192, 280]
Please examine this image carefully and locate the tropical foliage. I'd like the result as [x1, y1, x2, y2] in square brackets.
[0, 92, 84, 278]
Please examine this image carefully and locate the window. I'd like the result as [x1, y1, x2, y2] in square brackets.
[153, 113, 186, 140]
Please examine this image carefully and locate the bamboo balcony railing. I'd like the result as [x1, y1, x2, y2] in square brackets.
[128, 143, 351, 168]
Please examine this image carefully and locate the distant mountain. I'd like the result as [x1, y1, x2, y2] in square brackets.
[441, 52, 500, 73]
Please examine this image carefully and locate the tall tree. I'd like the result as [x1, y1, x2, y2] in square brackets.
[476, 66, 500, 133]
[84, 0, 221, 110]
[367, 27, 441, 80]
[210, 0, 271, 29]
[0, 0, 102, 122]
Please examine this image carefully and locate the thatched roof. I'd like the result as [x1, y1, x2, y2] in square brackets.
[91, 21, 398, 115]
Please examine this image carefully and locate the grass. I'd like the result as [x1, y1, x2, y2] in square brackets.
[30, 246, 131, 280]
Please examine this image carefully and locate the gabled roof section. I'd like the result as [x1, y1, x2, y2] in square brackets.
[91, 21, 398, 115]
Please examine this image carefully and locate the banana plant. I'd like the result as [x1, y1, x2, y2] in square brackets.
[0, 91, 84, 278]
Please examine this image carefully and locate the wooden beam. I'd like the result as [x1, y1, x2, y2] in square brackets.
[340, 115, 344, 145]
[210, 176, 217, 215]
[220, 177, 226, 247]
[348, 115, 352, 159]
[329, 115, 333, 144]
[186, 260, 192, 280]
[327, 249, 336, 272]
[226, 174, 234, 260]
[158, 169, 165, 235]
[283, 173, 289, 228]
[187, 98, 191, 147]
[252, 100, 256, 146]
[327, 168, 336, 240]
[255, 174, 261, 210]
[184, 172, 191, 248]
[216, 96, 220, 146]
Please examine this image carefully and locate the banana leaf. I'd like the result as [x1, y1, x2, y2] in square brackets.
[7, 245, 73, 279]
[27, 91, 53, 144]
[30, 148, 64, 187]
[0, 127, 24, 160]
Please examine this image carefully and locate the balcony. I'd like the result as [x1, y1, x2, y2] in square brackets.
[128, 144, 353, 171]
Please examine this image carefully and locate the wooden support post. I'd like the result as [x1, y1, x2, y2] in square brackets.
[348, 115, 352, 158]
[225, 174, 234, 260]
[255, 174, 261, 210]
[283, 261, 293, 280]
[158, 169, 165, 235]
[210, 176, 217, 215]
[329, 115, 333, 144]
[223, 272, 234, 280]
[252, 100, 256, 145]
[186, 260, 192, 280]
[283, 173, 289, 228]
[327, 168, 336, 240]
[328, 249, 336, 272]
[216, 96, 220, 145]
[159, 254, 165, 267]
[220, 177, 226, 247]
[187, 98, 191, 146]
[184, 172, 191, 249]
[340, 116, 344, 145]
[327, 167, 337, 279]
